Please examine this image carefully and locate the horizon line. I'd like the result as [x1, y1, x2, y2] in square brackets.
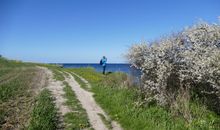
[48, 62, 131, 64]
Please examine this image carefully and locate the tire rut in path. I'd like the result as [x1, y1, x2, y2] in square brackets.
[40, 67, 70, 129]
[65, 72, 123, 130]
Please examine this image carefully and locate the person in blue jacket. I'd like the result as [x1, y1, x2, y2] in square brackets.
[100, 56, 107, 74]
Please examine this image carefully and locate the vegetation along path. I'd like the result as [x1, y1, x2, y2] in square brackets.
[40, 66, 122, 130]
[40, 67, 71, 130]
[64, 71, 123, 130]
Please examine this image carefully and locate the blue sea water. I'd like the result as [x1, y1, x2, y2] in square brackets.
[62, 63, 141, 76]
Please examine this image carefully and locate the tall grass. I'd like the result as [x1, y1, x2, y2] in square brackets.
[0, 58, 46, 129]
[28, 89, 58, 130]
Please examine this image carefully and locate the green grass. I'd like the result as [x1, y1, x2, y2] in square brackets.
[0, 68, 36, 102]
[0, 58, 63, 130]
[39, 63, 66, 81]
[92, 84, 185, 130]
[67, 68, 103, 84]
[0, 58, 42, 129]
[0, 57, 34, 68]
[70, 68, 220, 130]
[1, 56, 219, 130]
[0, 58, 60, 129]
[189, 102, 220, 129]
[98, 113, 113, 130]
[49, 68, 93, 130]
[67, 71, 91, 91]
[28, 89, 58, 130]
[52, 69, 65, 81]
[63, 81, 92, 130]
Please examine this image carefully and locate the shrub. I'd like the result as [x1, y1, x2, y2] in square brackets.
[127, 22, 220, 117]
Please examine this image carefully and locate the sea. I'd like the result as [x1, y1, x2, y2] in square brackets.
[61, 63, 141, 77]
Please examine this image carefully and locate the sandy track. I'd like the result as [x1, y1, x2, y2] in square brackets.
[41, 67, 70, 116]
[65, 72, 123, 130]
[40, 67, 122, 130]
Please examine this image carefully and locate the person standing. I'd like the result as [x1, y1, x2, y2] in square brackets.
[100, 56, 107, 74]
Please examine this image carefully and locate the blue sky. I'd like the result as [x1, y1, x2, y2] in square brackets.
[0, 0, 220, 63]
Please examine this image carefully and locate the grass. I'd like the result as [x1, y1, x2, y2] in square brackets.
[67, 71, 91, 91]
[0, 57, 34, 68]
[28, 89, 58, 130]
[98, 113, 113, 130]
[63, 81, 92, 130]
[0, 58, 42, 129]
[70, 68, 220, 130]
[92, 84, 185, 130]
[0, 68, 36, 102]
[67, 68, 103, 84]
[0, 58, 93, 130]
[189, 102, 220, 129]
[1, 56, 219, 130]
[39, 63, 66, 81]
[52, 69, 65, 81]
[0, 58, 60, 130]
[48, 67, 93, 130]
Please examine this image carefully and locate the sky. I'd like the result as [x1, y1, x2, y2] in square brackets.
[0, 0, 220, 63]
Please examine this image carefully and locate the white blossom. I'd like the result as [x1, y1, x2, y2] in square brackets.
[127, 22, 220, 111]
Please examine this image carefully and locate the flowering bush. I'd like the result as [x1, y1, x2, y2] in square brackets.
[127, 22, 220, 114]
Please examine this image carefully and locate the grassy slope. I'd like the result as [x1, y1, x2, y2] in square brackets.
[0, 58, 39, 129]
[69, 68, 220, 130]
[0, 58, 59, 129]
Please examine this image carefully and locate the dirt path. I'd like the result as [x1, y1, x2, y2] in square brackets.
[40, 67, 122, 130]
[40, 67, 71, 116]
[65, 72, 123, 130]
[71, 72, 91, 88]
